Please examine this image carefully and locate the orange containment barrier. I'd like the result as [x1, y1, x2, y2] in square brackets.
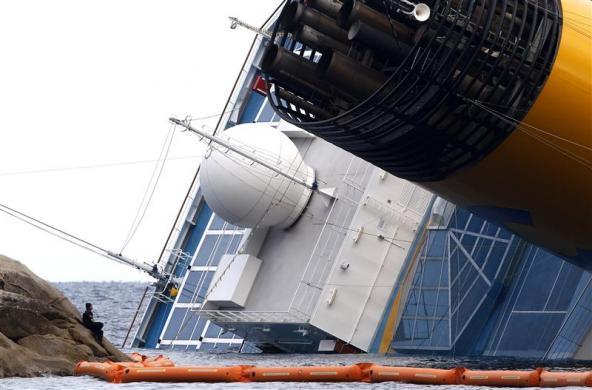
[74, 353, 592, 387]
[365, 365, 461, 385]
[540, 370, 592, 387]
[74, 361, 124, 382]
[244, 365, 363, 382]
[119, 366, 245, 383]
[141, 355, 175, 367]
[126, 353, 175, 367]
[461, 369, 541, 387]
[128, 352, 145, 363]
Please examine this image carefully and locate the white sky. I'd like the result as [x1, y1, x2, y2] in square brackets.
[0, 0, 280, 282]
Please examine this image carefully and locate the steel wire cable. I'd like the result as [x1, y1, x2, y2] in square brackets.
[120, 124, 176, 252]
[0, 108, 239, 179]
[469, 98, 592, 153]
[464, 98, 592, 169]
[0, 155, 202, 178]
[0, 202, 140, 270]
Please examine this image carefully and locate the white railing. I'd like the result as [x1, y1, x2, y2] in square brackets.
[363, 195, 422, 230]
[287, 156, 372, 318]
[151, 249, 192, 304]
[167, 248, 193, 268]
[196, 310, 308, 324]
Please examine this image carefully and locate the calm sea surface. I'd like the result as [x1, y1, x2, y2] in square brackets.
[0, 282, 587, 389]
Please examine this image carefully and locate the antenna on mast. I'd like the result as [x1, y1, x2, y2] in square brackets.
[228, 17, 272, 38]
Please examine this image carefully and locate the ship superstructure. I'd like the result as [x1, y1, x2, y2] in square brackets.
[132, 4, 592, 359]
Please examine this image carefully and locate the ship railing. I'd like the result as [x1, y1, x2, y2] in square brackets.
[196, 310, 309, 324]
[151, 293, 175, 305]
[151, 248, 192, 304]
[288, 156, 371, 318]
[165, 248, 193, 271]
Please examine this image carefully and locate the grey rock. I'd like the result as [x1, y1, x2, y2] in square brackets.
[0, 255, 130, 377]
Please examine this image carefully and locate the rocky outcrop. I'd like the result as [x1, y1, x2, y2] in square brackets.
[0, 254, 130, 377]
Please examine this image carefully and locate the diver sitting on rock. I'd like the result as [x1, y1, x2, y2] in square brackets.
[82, 303, 103, 344]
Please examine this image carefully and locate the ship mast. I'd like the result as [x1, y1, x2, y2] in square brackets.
[0, 202, 166, 280]
[170, 117, 316, 191]
[228, 17, 272, 38]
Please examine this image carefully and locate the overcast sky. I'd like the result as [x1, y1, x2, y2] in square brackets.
[0, 0, 280, 282]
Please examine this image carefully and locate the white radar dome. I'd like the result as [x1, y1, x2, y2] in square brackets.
[199, 123, 315, 229]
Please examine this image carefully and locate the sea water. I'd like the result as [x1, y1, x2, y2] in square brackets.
[0, 282, 587, 389]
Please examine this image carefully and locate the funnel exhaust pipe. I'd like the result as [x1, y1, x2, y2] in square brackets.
[296, 25, 350, 54]
[262, 45, 330, 98]
[338, 0, 414, 42]
[280, 2, 348, 43]
[348, 21, 411, 60]
[317, 50, 386, 100]
[307, 0, 343, 18]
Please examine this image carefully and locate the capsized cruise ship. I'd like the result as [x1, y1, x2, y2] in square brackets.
[132, 2, 592, 359]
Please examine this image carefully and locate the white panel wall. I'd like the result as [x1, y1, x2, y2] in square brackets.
[310, 170, 432, 351]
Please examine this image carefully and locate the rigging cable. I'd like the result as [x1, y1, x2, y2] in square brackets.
[467, 98, 592, 153]
[120, 124, 176, 252]
[0, 202, 160, 277]
[0, 203, 121, 267]
[0, 155, 202, 178]
[462, 97, 592, 170]
[153, 106, 245, 270]
[0, 202, 105, 252]
[0, 109, 241, 179]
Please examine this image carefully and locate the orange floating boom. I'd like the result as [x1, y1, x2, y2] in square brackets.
[75, 361, 123, 383]
[365, 365, 461, 385]
[74, 354, 592, 387]
[244, 364, 364, 382]
[119, 366, 245, 383]
[461, 369, 542, 387]
[540, 370, 592, 387]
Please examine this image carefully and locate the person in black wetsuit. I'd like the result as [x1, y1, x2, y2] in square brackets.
[82, 303, 103, 343]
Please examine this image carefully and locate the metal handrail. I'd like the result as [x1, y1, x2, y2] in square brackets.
[195, 310, 308, 324]
[151, 249, 191, 304]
